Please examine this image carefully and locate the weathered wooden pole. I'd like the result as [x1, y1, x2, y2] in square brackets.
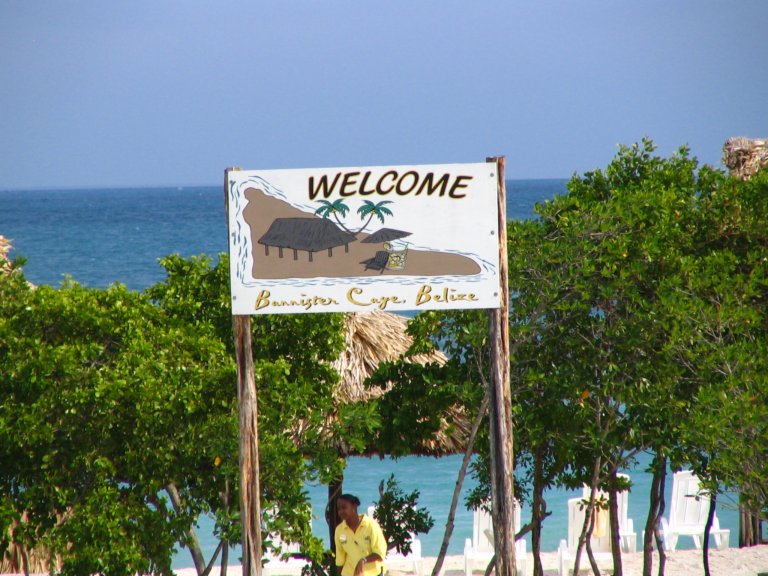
[226, 168, 263, 576]
[233, 315, 262, 576]
[486, 156, 516, 576]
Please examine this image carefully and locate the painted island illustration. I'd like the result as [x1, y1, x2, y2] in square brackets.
[241, 187, 482, 280]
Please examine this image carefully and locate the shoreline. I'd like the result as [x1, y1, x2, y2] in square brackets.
[3, 546, 767, 576]
[164, 546, 768, 576]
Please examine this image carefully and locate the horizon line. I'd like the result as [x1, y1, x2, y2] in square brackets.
[0, 176, 572, 194]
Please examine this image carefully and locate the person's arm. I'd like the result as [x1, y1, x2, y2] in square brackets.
[335, 530, 347, 568]
[369, 520, 387, 562]
[354, 554, 381, 576]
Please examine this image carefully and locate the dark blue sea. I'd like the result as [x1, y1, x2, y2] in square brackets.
[0, 180, 740, 567]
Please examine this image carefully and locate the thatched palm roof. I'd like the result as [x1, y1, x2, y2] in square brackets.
[0, 235, 12, 276]
[723, 137, 768, 180]
[331, 311, 470, 455]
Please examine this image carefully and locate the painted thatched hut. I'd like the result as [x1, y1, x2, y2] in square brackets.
[722, 137, 768, 180]
[258, 218, 357, 261]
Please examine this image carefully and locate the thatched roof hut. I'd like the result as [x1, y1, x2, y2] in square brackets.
[331, 311, 470, 455]
[722, 137, 768, 180]
[258, 218, 357, 261]
[0, 235, 12, 276]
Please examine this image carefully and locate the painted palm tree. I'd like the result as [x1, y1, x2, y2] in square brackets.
[315, 199, 394, 236]
[314, 199, 354, 234]
[356, 200, 394, 234]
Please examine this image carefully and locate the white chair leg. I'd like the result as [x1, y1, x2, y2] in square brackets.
[714, 529, 730, 550]
[664, 532, 678, 551]
[557, 539, 568, 576]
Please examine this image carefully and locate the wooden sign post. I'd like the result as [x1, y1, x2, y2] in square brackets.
[233, 314, 263, 576]
[227, 168, 263, 576]
[486, 157, 516, 576]
[225, 159, 513, 576]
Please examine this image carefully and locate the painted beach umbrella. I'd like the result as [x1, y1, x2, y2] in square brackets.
[361, 228, 412, 244]
[723, 136, 768, 180]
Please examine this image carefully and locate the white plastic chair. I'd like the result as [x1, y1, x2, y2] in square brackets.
[367, 505, 424, 576]
[578, 475, 636, 553]
[557, 497, 615, 576]
[659, 470, 730, 551]
[463, 502, 527, 576]
[557, 474, 637, 576]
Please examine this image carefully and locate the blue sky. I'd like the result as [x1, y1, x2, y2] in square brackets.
[1, 1, 765, 189]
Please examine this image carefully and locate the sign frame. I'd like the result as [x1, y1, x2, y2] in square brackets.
[226, 162, 502, 315]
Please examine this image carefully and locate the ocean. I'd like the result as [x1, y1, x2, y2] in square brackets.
[0, 180, 740, 567]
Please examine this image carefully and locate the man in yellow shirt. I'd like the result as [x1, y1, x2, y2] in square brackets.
[334, 494, 388, 576]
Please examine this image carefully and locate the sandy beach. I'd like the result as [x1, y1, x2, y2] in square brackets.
[158, 546, 768, 576]
[2, 546, 767, 576]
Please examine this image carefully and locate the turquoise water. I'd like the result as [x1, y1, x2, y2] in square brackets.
[180, 454, 741, 567]
[0, 180, 741, 567]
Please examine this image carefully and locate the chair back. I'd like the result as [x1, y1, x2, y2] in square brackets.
[472, 508, 495, 552]
[473, 500, 522, 550]
[580, 473, 631, 534]
[669, 470, 710, 531]
[567, 497, 612, 554]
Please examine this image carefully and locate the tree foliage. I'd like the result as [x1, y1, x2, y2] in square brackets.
[2, 141, 766, 576]
[376, 140, 767, 576]
[0, 273, 234, 575]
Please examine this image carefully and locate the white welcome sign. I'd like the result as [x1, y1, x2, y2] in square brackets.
[227, 162, 501, 314]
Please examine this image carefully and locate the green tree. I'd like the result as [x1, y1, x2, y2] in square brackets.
[0, 254, 348, 575]
[370, 475, 434, 556]
[503, 140, 767, 576]
[147, 253, 397, 575]
[658, 168, 768, 574]
[0, 273, 234, 575]
[147, 253, 351, 567]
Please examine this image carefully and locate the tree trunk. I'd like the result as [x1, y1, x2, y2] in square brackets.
[652, 458, 667, 576]
[431, 390, 490, 576]
[642, 459, 662, 576]
[531, 445, 546, 576]
[327, 473, 344, 576]
[220, 479, 230, 576]
[20, 546, 29, 576]
[702, 490, 717, 576]
[572, 456, 601, 576]
[739, 494, 761, 547]
[608, 469, 623, 576]
[221, 544, 229, 576]
[585, 508, 601, 576]
[167, 483, 208, 576]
